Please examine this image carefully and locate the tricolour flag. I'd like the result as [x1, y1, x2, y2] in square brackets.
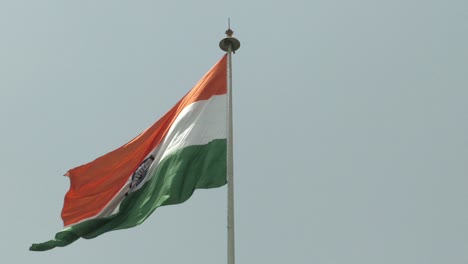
[31, 55, 228, 251]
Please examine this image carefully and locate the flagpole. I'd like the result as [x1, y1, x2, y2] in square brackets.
[219, 24, 240, 264]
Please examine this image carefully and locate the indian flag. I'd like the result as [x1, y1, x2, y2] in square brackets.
[30, 55, 228, 251]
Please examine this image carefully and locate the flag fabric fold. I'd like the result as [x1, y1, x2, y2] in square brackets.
[30, 55, 228, 251]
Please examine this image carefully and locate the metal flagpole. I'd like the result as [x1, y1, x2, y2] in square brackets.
[219, 22, 240, 264]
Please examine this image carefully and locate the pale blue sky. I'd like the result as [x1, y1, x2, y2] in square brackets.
[1, 0, 467, 263]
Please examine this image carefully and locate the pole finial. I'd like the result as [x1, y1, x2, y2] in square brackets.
[226, 28, 234, 37]
[226, 18, 234, 37]
[219, 19, 240, 53]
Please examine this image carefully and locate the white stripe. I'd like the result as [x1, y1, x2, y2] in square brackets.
[159, 94, 227, 161]
[72, 94, 227, 223]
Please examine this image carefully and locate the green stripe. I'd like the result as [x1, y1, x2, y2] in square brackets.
[30, 139, 227, 251]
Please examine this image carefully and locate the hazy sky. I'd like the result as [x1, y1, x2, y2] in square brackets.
[1, 0, 467, 263]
